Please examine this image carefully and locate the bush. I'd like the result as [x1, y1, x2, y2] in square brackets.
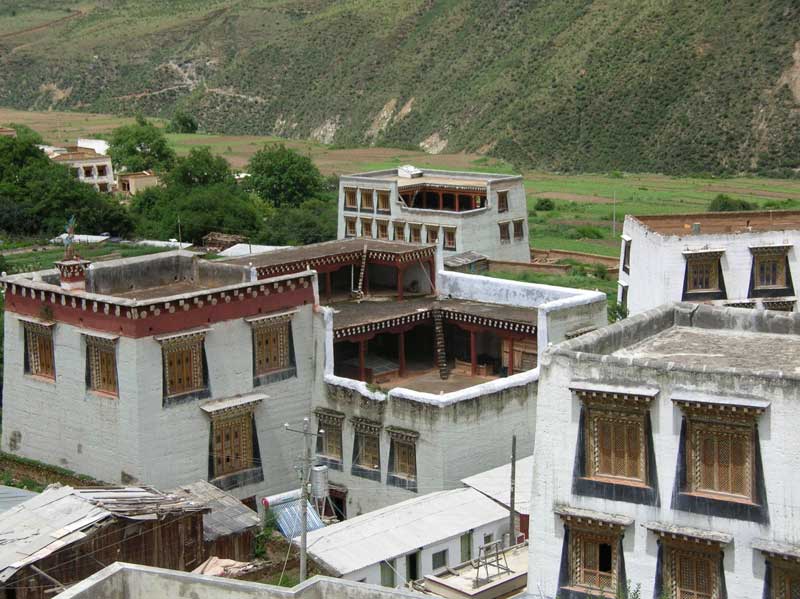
[575, 225, 604, 239]
[534, 197, 555, 211]
[166, 110, 199, 134]
[707, 194, 754, 212]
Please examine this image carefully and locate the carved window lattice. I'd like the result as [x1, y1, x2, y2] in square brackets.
[772, 561, 800, 599]
[664, 544, 719, 599]
[345, 217, 357, 237]
[497, 190, 509, 213]
[87, 335, 118, 395]
[377, 191, 390, 211]
[427, 225, 439, 244]
[755, 254, 786, 289]
[513, 219, 525, 241]
[377, 220, 389, 240]
[394, 222, 406, 241]
[568, 528, 619, 595]
[360, 189, 374, 210]
[686, 258, 720, 292]
[344, 188, 357, 208]
[499, 222, 511, 243]
[410, 224, 422, 243]
[162, 334, 205, 397]
[353, 419, 381, 471]
[587, 410, 646, 483]
[212, 411, 253, 478]
[252, 319, 291, 375]
[316, 411, 344, 462]
[360, 218, 373, 238]
[389, 430, 417, 480]
[688, 420, 753, 501]
[24, 322, 54, 379]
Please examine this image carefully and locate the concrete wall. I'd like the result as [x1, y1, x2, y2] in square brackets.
[527, 306, 800, 599]
[1, 305, 316, 502]
[620, 215, 800, 315]
[337, 170, 530, 262]
[343, 518, 509, 585]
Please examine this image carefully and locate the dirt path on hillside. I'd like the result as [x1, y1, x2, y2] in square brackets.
[0, 10, 84, 40]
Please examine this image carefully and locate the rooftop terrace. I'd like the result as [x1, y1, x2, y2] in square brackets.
[631, 210, 800, 236]
[342, 167, 520, 189]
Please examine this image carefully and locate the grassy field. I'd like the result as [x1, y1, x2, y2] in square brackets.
[4, 106, 800, 260]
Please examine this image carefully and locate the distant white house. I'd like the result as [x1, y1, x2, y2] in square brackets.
[302, 487, 510, 588]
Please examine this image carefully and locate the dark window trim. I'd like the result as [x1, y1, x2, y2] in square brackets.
[572, 407, 660, 507]
[162, 345, 210, 407]
[748, 253, 794, 299]
[671, 418, 769, 524]
[682, 257, 727, 302]
[351, 430, 381, 481]
[387, 438, 418, 492]
[555, 523, 628, 599]
[208, 413, 263, 490]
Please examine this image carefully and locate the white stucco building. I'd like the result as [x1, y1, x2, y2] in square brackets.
[337, 167, 531, 262]
[1, 239, 605, 516]
[43, 145, 115, 193]
[528, 302, 800, 599]
[618, 210, 800, 315]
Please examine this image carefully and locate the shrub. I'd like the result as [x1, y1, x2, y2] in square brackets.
[707, 194, 754, 212]
[575, 225, 604, 239]
[534, 197, 555, 211]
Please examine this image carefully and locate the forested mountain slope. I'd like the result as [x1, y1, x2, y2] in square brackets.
[1, 0, 799, 175]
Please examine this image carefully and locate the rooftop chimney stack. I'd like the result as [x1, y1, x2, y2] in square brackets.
[54, 257, 91, 291]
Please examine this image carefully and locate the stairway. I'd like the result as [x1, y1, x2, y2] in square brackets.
[433, 310, 449, 380]
[353, 243, 368, 300]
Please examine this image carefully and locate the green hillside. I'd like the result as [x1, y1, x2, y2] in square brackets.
[1, 0, 799, 175]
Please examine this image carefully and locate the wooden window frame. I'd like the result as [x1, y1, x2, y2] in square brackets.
[351, 419, 382, 480]
[497, 190, 509, 213]
[622, 238, 631, 274]
[686, 257, 720, 293]
[377, 220, 389, 240]
[211, 411, 254, 478]
[754, 254, 786, 289]
[316, 410, 344, 466]
[160, 332, 207, 400]
[444, 227, 457, 250]
[251, 318, 293, 377]
[394, 222, 406, 242]
[663, 542, 720, 599]
[410, 224, 422, 244]
[687, 419, 754, 502]
[23, 321, 55, 380]
[354, 431, 380, 470]
[360, 189, 374, 211]
[432, 549, 448, 572]
[377, 190, 390, 212]
[86, 335, 118, 396]
[513, 219, 525, 241]
[345, 217, 357, 238]
[344, 188, 358, 209]
[360, 218, 373, 238]
[771, 559, 800, 599]
[586, 409, 646, 485]
[568, 528, 620, 596]
[499, 221, 511, 243]
[426, 225, 439, 244]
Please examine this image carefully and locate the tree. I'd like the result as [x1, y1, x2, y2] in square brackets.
[707, 194, 754, 212]
[246, 144, 324, 207]
[108, 116, 175, 173]
[0, 136, 132, 237]
[166, 110, 198, 134]
[6, 123, 43, 145]
[259, 196, 337, 245]
[165, 147, 234, 189]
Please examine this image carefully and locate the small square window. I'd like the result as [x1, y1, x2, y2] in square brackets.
[161, 333, 206, 399]
[83, 166, 94, 177]
[686, 257, 720, 292]
[483, 533, 493, 545]
[23, 322, 55, 379]
[426, 226, 439, 244]
[432, 549, 448, 571]
[754, 254, 785, 289]
[360, 218, 373, 238]
[567, 530, 619, 595]
[252, 320, 292, 376]
[394, 222, 406, 242]
[211, 412, 255, 478]
[360, 189, 374, 211]
[410, 224, 422, 243]
[86, 335, 118, 396]
[377, 220, 389, 240]
[689, 421, 753, 501]
[665, 544, 719, 599]
[377, 191, 390, 211]
[444, 228, 457, 250]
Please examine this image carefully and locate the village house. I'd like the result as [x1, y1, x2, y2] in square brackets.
[0, 485, 207, 599]
[618, 210, 800, 315]
[117, 170, 160, 196]
[337, 166, 531, 262]
[527, 302, 800, 599]
[0, 238, 605, 518]
[302, 487, 511, 586]
[0, 127, 17, 138]
[42, 144, 115, 193]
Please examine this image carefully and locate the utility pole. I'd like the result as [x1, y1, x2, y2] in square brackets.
[285, 417, 318, 582]
[612, 191, 617, 237]
[508, 434, 516, 547]
[177, 215, 182, 246]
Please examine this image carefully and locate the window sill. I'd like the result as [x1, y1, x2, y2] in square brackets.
[499, 239, 511, 245]
[317, 456, 343, 471]
[351, 464, 381, 482]
[343, 205, 358, 211]
[685, 289, 721, 294]
[584, 475, 648, 488]
[561, 585, 615, 599]
[163, 387, 211, 407]
[25, 374, 56, 384]
[682, 490, 757, 506]
[253, 366, 297, 387]
[88, 390, 119, 400]
[387, 473, 418, 492]
[211, 466, 264, 491]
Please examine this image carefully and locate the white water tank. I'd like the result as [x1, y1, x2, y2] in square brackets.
[310, 465, 329, 499]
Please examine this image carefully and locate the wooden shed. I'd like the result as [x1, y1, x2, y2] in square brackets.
[170, 481, 261, 561]
[0, 485, 208, 599]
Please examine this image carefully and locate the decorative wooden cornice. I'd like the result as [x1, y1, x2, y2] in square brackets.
[255, 247, 436, 278]
[441, 308, 536, 336]
[386, 426, 420, 442]
[351, 417, 382, 434]
[672, 395, 768, 419]
[753, 539, 800, 564]
[555, 505, 632, 533]
[314, 407, 346, 425]
[571, 382, 658, 410]
[749, 244, 791, 256]
[682, 249, 725, 260]
[245, 309, 297, 329]
[334, 309, 434, 340]
[644, 522, 731, 547]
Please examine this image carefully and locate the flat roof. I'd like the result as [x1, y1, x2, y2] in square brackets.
[612, 325, 800, 373]
[343, 167, 520, 189]
[461, 456, 533, 516]
[331, 297, 538, 331]
[632, 210, 800, 236]
[303, 487, 508, 576]
[224, 238, 434, 268]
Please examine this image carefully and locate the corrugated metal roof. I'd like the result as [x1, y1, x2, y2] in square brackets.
[461, 456, 534, 516]
[0, 485, 205, 583]
[0, 485, 37, 515]
[303, 488, 508, 576]
[461, 456, 533, 515]
[170, 481, 260, 541]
